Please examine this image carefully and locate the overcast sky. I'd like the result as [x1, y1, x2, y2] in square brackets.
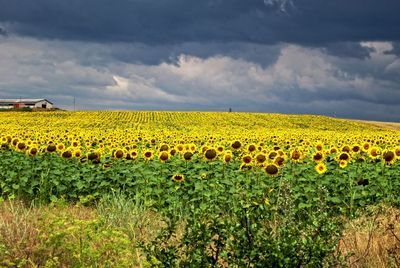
[0, 0, 399, 121]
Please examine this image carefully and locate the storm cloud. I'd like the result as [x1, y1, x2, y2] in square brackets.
[1, 0, 400, 44]
[0, 0, 399, 121]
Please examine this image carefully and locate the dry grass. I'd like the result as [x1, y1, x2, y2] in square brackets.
[0, 200, 163, 267]
[1, 200, 399, 267]
[348, 119, 400, 131]
[0, 200, 97, 267]
[337, 206, 400, 267]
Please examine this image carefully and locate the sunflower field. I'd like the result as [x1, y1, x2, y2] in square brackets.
[0, 111, 399, 267]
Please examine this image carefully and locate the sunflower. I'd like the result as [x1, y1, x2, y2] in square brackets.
[290, 149, 302, 162]
[176, 144, 184, 153]
[242, 154, 252, 165]
[382, 149, 396, 165]
[27, 146, 39, 156]
[274, 156, 285, 167]
[315, 142, 324, 152]
[133, 150, 140, 159]
[315, 162, 327, 174]
[183, 151, 193, 161]
[240, 163, 253, 171]
[113, 149, 126, 160]
[46, 143, 57, 153]
[362, 143, 370, 152]
[159, 144, 169, 152]
[158, 151, 170, 162]
[247, 144, 256, 153]
[368, 147, 381, 159]
[351, 145, 361, 154]
[223, 152, 233, 164]
[231, 140, 241, 150]
[337, 152, 351, 162]
[1, 136, 10, 144]
[11, 138, 19, 147]
[56, 143, 65, 152]
[170, 149, 177, 156]
[200, 145, 208, 154]
[189, 143, 197, 153]
[71, 140, 80, 148]
[394, 146, 400, 159]
[255, 153, 267, 165]
[102, 163, 112, 169]
[87, 151, 101, 161]
[73, 149, 82, 158]
[329, 147, 338, 155]
[16, 142, 27, 152]
[142, 150, 154, 161]
[172, 174, 185, 183]
[200, 172, 208, 179]
[265, 163, 279, 176]
[1, 137, 8, 145]
[216, 145, 225, 154]
[339, 160, 348, 169]
[312, 151, 325, 163]
[204, 148, 217, 161]
[61, 149, 73, 159]
[268, 151, 277, 160]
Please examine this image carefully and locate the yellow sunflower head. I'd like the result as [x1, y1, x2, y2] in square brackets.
[382, 149, 396, 165]
[172, 174, 185, 183]
[158, 151, 170, 162]
[265, 163, 279, 176]
[315, 162, 327, 174]
[369, 147, 381, 159]
[143, 149, 154, 161]
[339, 160, 348, 169]
[113, 149, 126, 160]
[312, 151, 325, 163]
[223, 152, 233, 164]
[204, 148, 217, 161]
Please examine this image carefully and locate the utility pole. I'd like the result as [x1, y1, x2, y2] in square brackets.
[73, 97, 76, 112]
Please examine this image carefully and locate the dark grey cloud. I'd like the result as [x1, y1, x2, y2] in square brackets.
[0, 27, 7, 36]
[0, 0, 399, 45]
[0, 1, 400, 122]
[387, 42, 400, 56]
[323, 42, 373, 59]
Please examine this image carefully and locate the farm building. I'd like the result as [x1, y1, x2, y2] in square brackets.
[0, 99, 54, 109]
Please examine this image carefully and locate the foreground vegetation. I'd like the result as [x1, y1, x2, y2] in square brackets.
[0, 111, 399, 267]
[0, 199, 399, 267]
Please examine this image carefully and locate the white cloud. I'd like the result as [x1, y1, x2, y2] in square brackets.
[0, 36, 399, 120]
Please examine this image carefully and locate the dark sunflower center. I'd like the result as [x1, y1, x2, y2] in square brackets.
[205, 149, 217, 160]
[313, 153, 323, 161]
[18, 143, 26, 150]
[116, 150, 124, 158]
[62, 151, 72, 159]
[265, 164, 278, 175]
[292, 151, 300, 160]
[184, 152, 193, 160]
[256, 154, 266, 163]
[232, 141, 241, 149]
[383, 151, 395, 162]
[160, 152, 169, 161]
[47, 144, 56, 152]
[160, 145, 169, 151]
[243, 156, 252, 164]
